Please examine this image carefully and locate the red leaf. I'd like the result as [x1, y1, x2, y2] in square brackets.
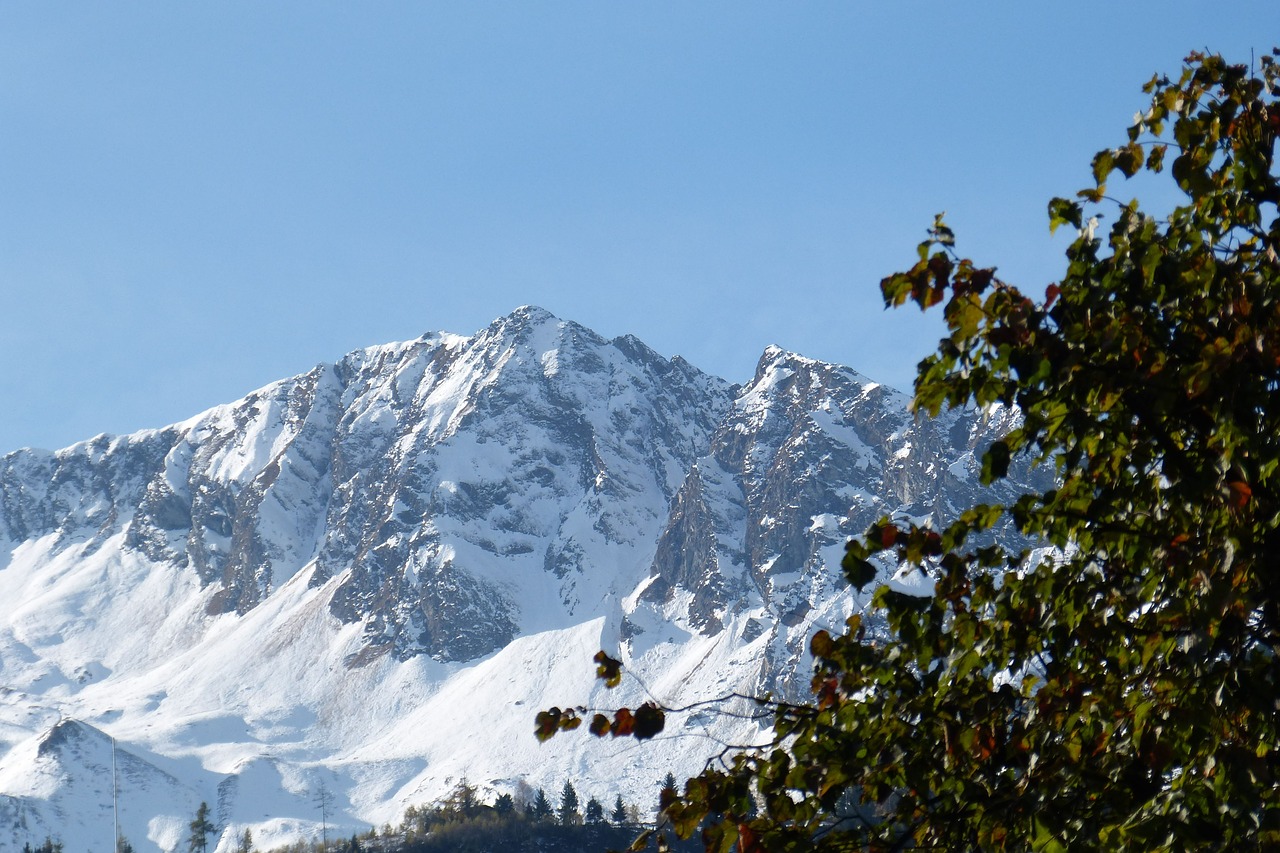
[611, 708, 635, 737]
[817, 677, 840, 710]
[923, 529, 943, 556]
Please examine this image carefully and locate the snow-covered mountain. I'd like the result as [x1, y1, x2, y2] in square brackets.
[0, 307, 1034, 851]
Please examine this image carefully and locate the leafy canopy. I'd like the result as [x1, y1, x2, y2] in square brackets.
[541, 50, 1280, 851]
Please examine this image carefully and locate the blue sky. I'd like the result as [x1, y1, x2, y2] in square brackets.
[0, 3, 1272, 452]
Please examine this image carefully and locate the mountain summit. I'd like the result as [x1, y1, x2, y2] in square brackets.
[0, 308, 1033, 850]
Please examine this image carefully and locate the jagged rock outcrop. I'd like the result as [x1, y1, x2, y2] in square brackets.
[0, 307, 1045, 851]
[0, 307, 1040, 667]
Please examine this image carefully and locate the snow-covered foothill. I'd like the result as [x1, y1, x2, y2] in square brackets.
[0, 307, 1042, 851]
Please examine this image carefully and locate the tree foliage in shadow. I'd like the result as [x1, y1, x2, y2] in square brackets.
[543, 49, 1280, 852]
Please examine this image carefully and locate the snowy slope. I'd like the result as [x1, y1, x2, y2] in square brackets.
[0, 307, 1037, 851]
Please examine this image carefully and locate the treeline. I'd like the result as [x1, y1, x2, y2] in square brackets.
[21, 776, 697, 853]
[263, 775, 698, 853]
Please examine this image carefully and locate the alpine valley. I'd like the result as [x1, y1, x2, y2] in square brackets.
[0, 307, 1038, 851]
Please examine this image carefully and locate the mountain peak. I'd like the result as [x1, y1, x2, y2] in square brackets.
[509, 304, 558, 323]
[0, 307, 1036, 849]
[750, 344, 816, 389]
[493, 304, 563, 335]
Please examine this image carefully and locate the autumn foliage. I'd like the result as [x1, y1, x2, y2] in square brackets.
[543, 51, 1280, 851]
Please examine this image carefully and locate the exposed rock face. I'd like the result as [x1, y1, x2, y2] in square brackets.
[1, 308, 738, 663]
[0, 307, 1045, 849]
[0, 308, 1041, 666]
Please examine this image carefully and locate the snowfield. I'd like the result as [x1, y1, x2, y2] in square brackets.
[0, 308, 1037, 851]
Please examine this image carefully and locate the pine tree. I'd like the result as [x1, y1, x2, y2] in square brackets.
[527, 787, 553, 821]
[558, 780, 580, 825]
[494, 792, 515, 814]
[611, 794, 627, 825]
[658, 772, 677, 818]
[26, 842, 63, 853]
[313, 781, 336, 850]
[187, 801, 217, 853]
[584, 796, 605, 825]
[234, 827, 254, 853]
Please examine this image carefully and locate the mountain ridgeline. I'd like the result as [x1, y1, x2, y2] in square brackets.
[0, 307, 1038, 850]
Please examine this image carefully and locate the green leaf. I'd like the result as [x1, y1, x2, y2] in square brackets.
[980, 440, 1011, 484]
[841, 549, 878, 591]
[1049, 198, 1083, 234]
[1092, 148, 1116, 185]
[1114, 142, 1144, 177]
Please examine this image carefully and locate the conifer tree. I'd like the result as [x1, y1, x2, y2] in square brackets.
[611, 794, 628, 825]
[558, 780, 581, 825]
[186, 802, 216, 853]
[527, 787, 553, 821]
[584, 796, 605, 825]
[313, 781, 336, 850]
[658, 773, 677, 818]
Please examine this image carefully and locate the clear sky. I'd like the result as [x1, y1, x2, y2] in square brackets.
[0, 3, 1272, 452]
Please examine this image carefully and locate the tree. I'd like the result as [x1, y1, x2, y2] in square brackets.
[448, 779, 479, 816]
[584, 796, 606, 825]
[116, 836, 135, 853]
[187, 802, 217, 853]
[234, 827, 254, 853]
[526, 787, 553, 821]
[541, 50, 1280, 851]
[558, 780, 581, 825]
[658, 772, 679, 824]
[611, 794, 628, 825]
[313, 780, 337, 850]
[494, 792, 516, 814]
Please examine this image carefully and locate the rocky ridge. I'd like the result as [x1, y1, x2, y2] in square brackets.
[0, 307, 1038, 851]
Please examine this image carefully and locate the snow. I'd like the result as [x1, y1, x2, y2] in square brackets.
[807, 403, 876, 468]
[887, 564, 936, 597]
[0, 307, 1027, 851]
